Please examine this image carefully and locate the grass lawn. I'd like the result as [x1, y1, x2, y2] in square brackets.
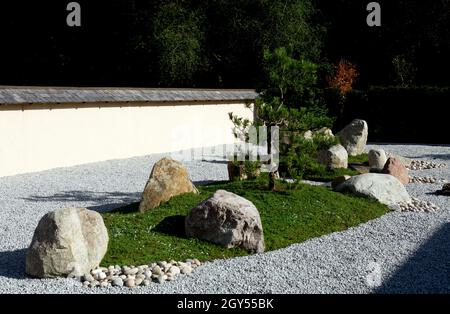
[348, 153, 369, 164]
[304, 168, 359, 182]
[101, 175, 388, 266]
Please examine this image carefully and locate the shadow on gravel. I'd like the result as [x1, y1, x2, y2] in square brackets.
[426, 190, 449, 196]
[422, 153, 450, 161]
[408, 153, 450, 161]
[201, 160, 228, 165]
[0, 249, 28, 279]
[22, 191, 141, 208]
[376, 223, 450, 293]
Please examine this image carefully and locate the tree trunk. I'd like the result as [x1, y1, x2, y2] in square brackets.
[339, 96, 346, 129]
[267, 125, 275, 191]
[268, 171, 276, 190]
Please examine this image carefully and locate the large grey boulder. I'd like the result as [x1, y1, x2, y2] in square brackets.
[337, 119, 368, 156]
[368, 149, 387, 171]
[26, 208, 109, 278]
[335, 173, 411, 206]
[139, 158, 199, 212]
[185, 190, 265, 253]
[317, 144, 348, 169]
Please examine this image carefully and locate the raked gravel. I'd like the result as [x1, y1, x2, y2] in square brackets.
[1, 144, 450, 294]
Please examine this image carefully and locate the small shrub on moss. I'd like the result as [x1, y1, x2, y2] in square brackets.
[228, 155, 261, 181]
[281, 132, 340, 182]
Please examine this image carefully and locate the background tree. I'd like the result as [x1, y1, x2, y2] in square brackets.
[318, 0, 450, 87]
[263, 47, 318, 108]
[153, 2, 205, 86]
[230, 45, 334, 190]
[327, 59, 358, 127]
[261, 0, 325, 62]
[392, 55, 416, 87]
[0, 0, 448, 87]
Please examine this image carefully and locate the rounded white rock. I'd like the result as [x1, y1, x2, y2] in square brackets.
[168, 266, 180, 276]
[125, 278, 135, 288]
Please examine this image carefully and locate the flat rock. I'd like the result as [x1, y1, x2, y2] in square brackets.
[349, 163, 371, 174]
[335, 173, 411, 206]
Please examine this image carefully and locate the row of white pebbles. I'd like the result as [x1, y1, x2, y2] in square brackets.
[397, 197, 440, 213]
[81, 259, 202, 288]
[408, 160, 447, 170]
[409, 176, 447, 184]
[398, 158, 445, 212]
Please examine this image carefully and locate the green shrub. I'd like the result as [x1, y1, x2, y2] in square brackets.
[228, 157, 261, 181]
[229, 46, 339, 186]
[286, 105, 335, 132]
[281, 132, 340, 182]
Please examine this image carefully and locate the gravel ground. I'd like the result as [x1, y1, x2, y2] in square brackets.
[1, 144, 449, 294]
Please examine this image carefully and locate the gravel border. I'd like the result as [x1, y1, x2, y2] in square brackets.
[1, 144, 449, 294]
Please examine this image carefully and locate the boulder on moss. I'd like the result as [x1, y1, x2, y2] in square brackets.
[185, 190, 265, 253]
[139, 158, 198, 212]
[335, 173, 411, 206]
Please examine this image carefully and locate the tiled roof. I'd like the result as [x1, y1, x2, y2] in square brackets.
[0, 86, 258, 105]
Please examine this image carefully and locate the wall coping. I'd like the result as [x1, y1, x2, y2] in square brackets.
[0, 86, 258, 106]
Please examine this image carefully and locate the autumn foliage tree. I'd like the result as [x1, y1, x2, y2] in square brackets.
[327, 59, 358, 95]
[327, 59, 358, 126]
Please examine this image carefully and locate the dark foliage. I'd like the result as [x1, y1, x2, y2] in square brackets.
[0, 1, 447, 87]
[325, 87, 450, 144]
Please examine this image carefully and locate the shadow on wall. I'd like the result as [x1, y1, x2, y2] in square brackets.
[375, 223, 450, 293]
[0, 248, 28, 279]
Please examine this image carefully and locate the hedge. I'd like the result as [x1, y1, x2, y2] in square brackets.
[324, 87, 450, 144]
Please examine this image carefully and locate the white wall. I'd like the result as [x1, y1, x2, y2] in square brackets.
[0, 102, 253, 177]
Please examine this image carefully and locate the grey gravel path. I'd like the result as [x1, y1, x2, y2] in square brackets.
[1, 144, 449, 294]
